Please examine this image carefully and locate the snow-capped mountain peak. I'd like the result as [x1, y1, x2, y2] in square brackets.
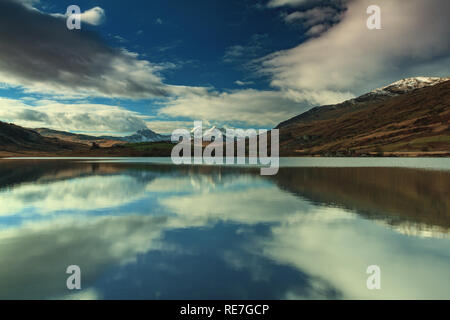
[203, 126, 224, 140]
[372, 76, 450, 95]
[126, 129, 170, 143]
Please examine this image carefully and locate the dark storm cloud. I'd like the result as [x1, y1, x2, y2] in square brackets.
[0, 0, 169, 98]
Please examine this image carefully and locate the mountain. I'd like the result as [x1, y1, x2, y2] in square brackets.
[0, 121, 87, 156]
[2, 76, 448, 158]
[203, 126, 224, 141]
[34, 128, 123, 147]
[35, 128, 170, 145]
[109, 129, 171, 143]
[192, 126, 258, 142]
[269, 166, 450, 230]
[0, 122, 174, 157]
[370, 77, 450, 96]
[276, 77, 450, 156]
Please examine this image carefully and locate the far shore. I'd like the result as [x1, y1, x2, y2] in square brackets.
[1, 151, 450, 159]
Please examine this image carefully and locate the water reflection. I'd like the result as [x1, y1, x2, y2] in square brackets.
[0, 160, 448, 300]
[271, 167, 450, 232]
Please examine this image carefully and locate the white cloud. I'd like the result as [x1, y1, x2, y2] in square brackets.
[262, 0, 450, 95]
[13, 0, 39, 7]
[3, 0, 449, 132]
[0, 97, 150, 134]
[0, 214, 170, 299]
[305, 24, 328, 37]
[160, 89, 303, 127]
[62, 288, 102, 301]
[159, 88, 353, 127]
[80, 7, 105, 26]
[154, 174, 450, 299]
[144, 120, 195, 134]
[267, 0, 308, 8]
[0, 174, 151, 216]
[153, 172, 450, 299]
[160, 185, 312, 226]
[284, 6, 343, 36]
[235, 80, 255, 86]
[52, 6, 106, 26]
[1, 167, 449, 299]
[255, 209, 450, 299]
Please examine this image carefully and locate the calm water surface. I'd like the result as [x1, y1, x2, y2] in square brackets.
[0, 158, 449, 300]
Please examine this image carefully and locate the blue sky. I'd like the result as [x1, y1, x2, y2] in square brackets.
[39, 0, 299, 90]
[0, 0, 449, 134]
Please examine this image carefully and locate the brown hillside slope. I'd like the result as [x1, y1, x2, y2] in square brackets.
[270, 167, 450, 230]
[34, 128, 124, 147]
[0, 121, 88, 156]
[0, 121, 174, 157]
[277, 80, 450, 156]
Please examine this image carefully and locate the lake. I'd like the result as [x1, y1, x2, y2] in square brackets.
[0, 158, 449, 300]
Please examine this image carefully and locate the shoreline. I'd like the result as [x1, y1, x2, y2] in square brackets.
[2, 154, 450, 159]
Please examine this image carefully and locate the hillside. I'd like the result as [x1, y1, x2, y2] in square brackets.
[277, 78, 450, 156]
[0, 121, 174, 158]
[270, 166, 450, 230]
[34, 128, 124, 147]
[100, 129, 170, 143]
[0, 122, 88, 157]
[2, 77, 449, 158]
[35, 128, 170, 146]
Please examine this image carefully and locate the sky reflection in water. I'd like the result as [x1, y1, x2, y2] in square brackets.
[0, 159, 449, 300]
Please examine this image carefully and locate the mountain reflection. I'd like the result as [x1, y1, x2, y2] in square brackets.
[1, 161, 448, 231]
[272, 167, 450, 232]
[0, 160, 448, 300]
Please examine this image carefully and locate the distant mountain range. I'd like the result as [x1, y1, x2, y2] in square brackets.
[33, 128, 171, 147]
[100, 129, 171, 143]
[191, 126, 254, 142]
[0, 122, 87, 157]
[0, 125, 173, 157]
[277, 77, 450, 156]
[1, 76, 449, 157]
